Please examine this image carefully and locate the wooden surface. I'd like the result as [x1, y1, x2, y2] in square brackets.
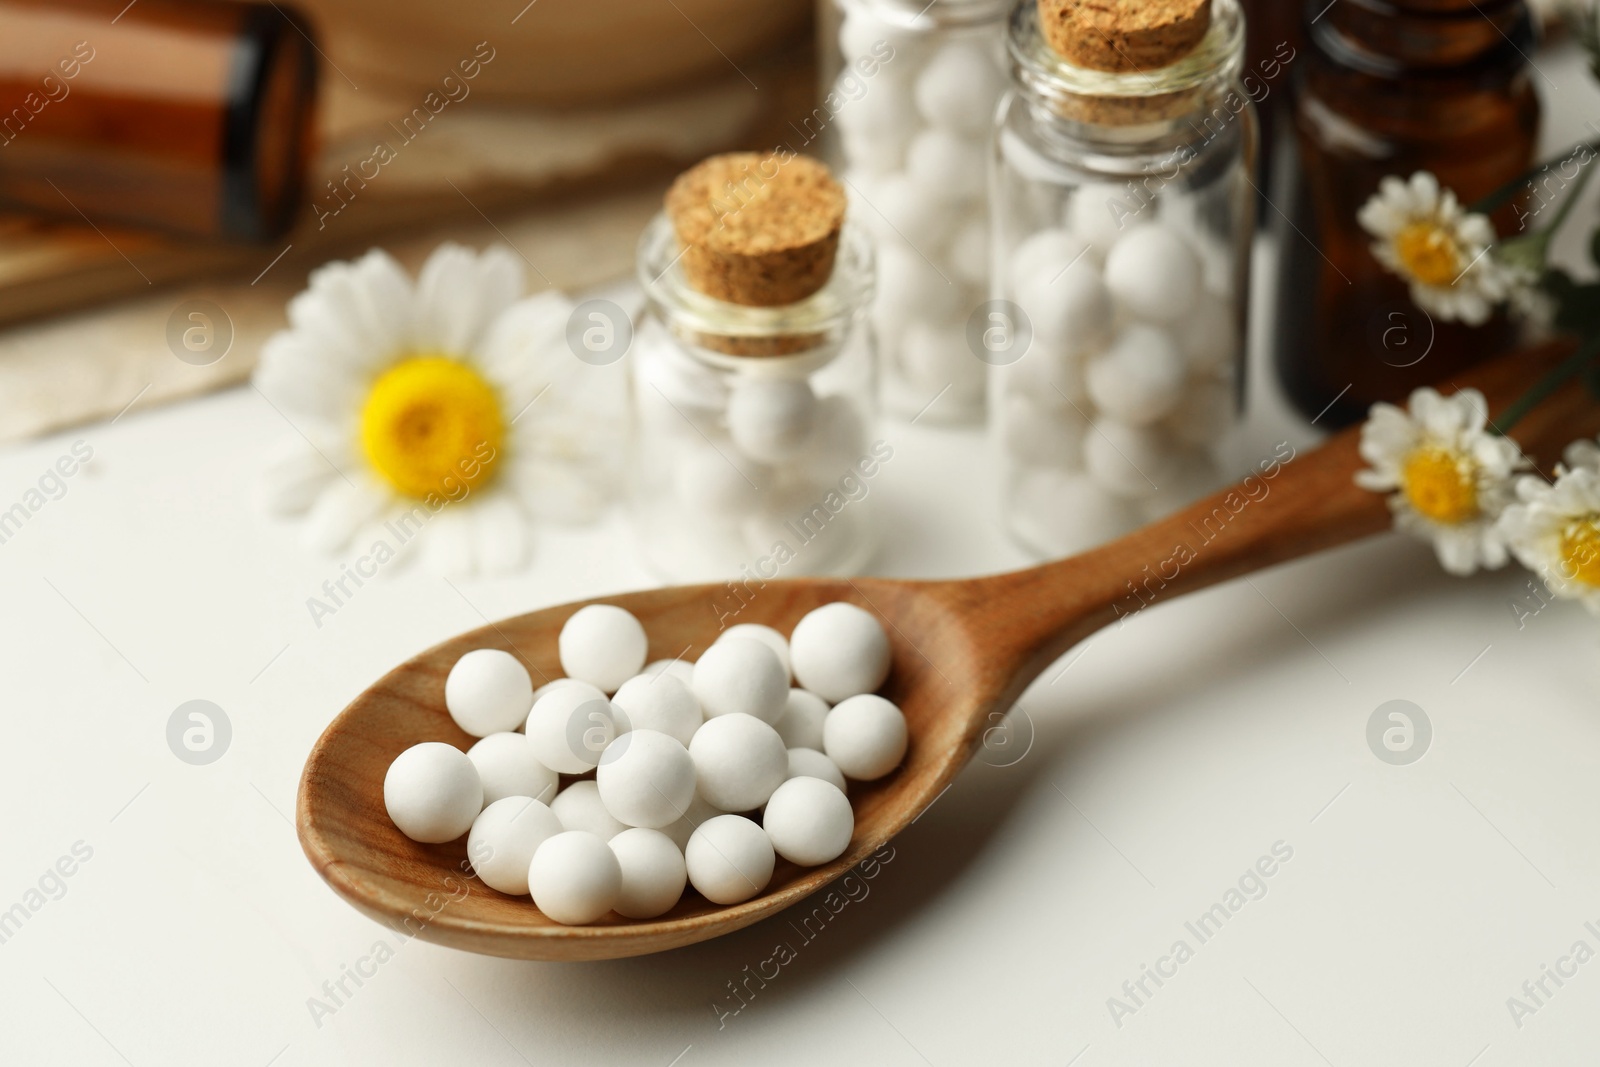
[296, 340, 1600, 961]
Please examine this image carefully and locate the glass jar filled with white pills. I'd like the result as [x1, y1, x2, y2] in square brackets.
[629, 213, 881, 582]
[992, 0, 1255, 557]
[818, 0, 1011, 424]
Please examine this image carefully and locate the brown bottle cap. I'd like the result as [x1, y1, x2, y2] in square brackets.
[666, 152, 846, 309]
[1039, 0, 1212, 73]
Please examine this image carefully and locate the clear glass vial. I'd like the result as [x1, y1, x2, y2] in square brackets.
[629, 213, 881, 582]
[991, 0, 1256, 558]
[817, 0, 1011, 424]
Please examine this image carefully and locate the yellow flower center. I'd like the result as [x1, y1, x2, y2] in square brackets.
[1558, 516, 1600, 587]
[359, 355, 503, 499]
[1400, 445, 1478, 524]
[1394, 221, 1463, 288]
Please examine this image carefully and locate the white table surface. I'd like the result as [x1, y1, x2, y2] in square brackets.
[4, 39, 1600, 1067]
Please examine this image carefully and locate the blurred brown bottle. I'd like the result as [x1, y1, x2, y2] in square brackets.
[1242, 0, 1304, 206]
[1274, 0, 1539, 427]
[0, 0, 318, 241]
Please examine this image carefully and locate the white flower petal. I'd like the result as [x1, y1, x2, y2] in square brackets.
[1433, 526, 1482, 575]
[301, 478, 389, 554]
[1562, 439, 1600, 473]
[414, 243, 525, 355]
[1410, 171, 1441, 213]
[259, 440, 338, 516]
[255, 331, 364, 425]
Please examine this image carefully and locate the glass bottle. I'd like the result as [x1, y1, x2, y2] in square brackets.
[0, 0, 318, 240]
[1273, 0, 1540, 427]
[991, 0, 1256, 559]
[629, 213, 881, 582]
[817, 0, 1011, 424]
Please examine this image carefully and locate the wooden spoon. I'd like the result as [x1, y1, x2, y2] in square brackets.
[297, 341, 1598, 961]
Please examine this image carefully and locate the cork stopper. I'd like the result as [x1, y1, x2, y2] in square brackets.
[1039, 0, 1212, 73]
[666, 152, 846, 309]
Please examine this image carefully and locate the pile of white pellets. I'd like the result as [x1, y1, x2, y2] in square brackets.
[833, 12, 1008, 416]
[999, 204, 1238, 555]
[633, 326, 881, 579]
[382, 602, 907, 925]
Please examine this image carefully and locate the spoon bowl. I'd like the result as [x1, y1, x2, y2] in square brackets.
[297, 341, 1598, 960]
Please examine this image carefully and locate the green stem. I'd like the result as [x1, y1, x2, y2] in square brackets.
[1493, 331, 1600, 435]
[1471, 139, 1600, 217]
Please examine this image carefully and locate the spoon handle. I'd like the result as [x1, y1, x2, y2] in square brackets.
[968, 338, 1599, 679]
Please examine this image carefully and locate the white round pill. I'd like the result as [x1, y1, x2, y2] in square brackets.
[1066, 182, 1132, 256]
[764, 777, 854, 866]
[1009, 229, 1088, 288]
[686, 815, 775, 905]
[786, 748, 847, 793]
[1017, 255, 1113, 350]
[824, 694, 908, 780]
[444, 649, 533, 737]
[789, 602, 891, 703]
[466, 732, 558, 806]
[1011, 468, 1139, 556]
[609, 827, 688, 919]
[550, 780, 628, 841]
[835, 73, 916, 140]
[864, 173, 956, 250]
[467, 796, 562, 895]
[529, 830, 621, 925]
[727, 377, 817, 464]
[692, 637, 789, 722]
[1006, 343, 1088, 406]
[660, 793, 725, 852]
[716, 623, 792, 679]
[673, 442, 769, 517]
[383, 742, 483, 844]
[1084, 419, 1173, 500]
[597, 729, 696, 829]
[642, 658, 696, 686]
[775, 688, 830, 750]
[839, 10, 931, 71]
[524, 681, 622, 774]
[532, 677, 589, 704]
[1086, 325, 1186, 426]
[914, 43, 1005, 136]
[1011, 468, 1140, 556]
[1103, 223, 1200, 323]
[906, 127, 986, 202]
[558, 604, 648, 693]
[689, 713, 788, 811]
[609, 672, 701, 747]
[1002, 393, 1088, 469]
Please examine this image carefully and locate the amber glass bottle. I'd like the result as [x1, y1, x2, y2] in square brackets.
[0, 0, 318, 241]
[1274, 0, 1539, 426]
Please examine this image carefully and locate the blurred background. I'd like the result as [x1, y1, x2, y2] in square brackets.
[0, 0, 823, 441]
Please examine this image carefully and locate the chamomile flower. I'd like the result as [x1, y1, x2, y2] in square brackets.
[1499, 438, 1600, 614]
[1358, 171, 1512, 326]
[1355, 386, 1529, 575]
[254, 243, 624, 576]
